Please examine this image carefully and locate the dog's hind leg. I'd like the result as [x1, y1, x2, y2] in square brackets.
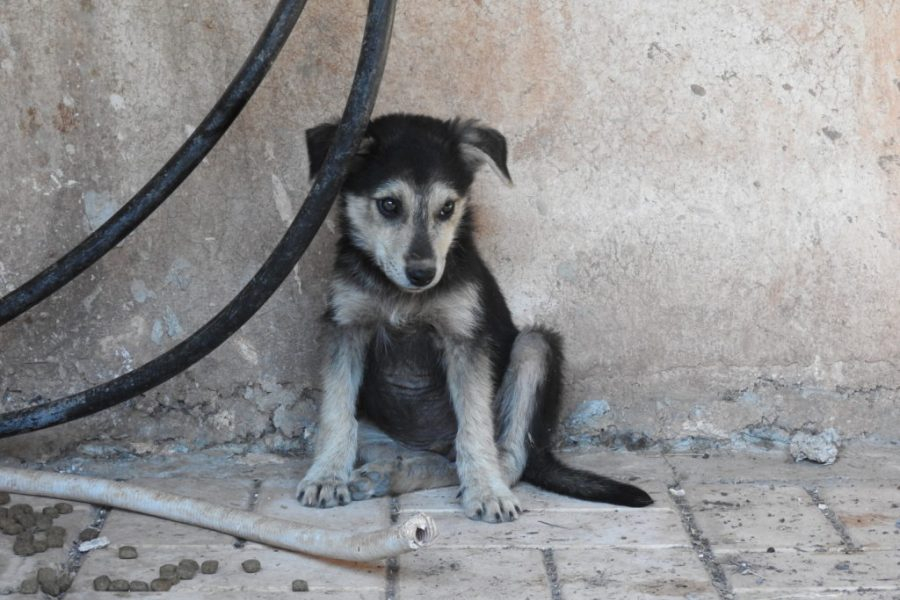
[495, 327, 563, 486]
[349, 421, 458, 500]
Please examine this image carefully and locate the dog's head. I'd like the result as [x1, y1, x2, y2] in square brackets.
[306, 113, 510, 292]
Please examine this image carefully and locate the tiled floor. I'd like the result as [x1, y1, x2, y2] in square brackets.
[2, 446, 899, 599]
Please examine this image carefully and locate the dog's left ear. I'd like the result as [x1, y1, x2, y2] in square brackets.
[454, 119, 512, 185]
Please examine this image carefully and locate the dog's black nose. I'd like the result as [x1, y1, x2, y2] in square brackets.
[406, 264, 436, 287]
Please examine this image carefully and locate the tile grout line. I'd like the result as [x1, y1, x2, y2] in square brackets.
[804, 487, 861, 553]
[385, 497, 401, 600]
[541, 548, 564, 600]
[58, 504, 110, 600]
[664, 456, 735, 600]
[233, 478, 262, 549]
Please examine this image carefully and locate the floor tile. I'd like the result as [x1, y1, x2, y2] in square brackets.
[397, 547, 548, 600]
[687, 484, 844, 551]
[555, 546, 719, 600]
[817, 482, 900, 550]
[720, 548, 900, 598]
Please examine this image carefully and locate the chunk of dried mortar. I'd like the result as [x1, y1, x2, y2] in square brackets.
[789, 428, 840, 465]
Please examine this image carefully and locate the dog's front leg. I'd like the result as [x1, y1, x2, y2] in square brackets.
[444, 339, 522, 522]
[296, 325, 370, 508]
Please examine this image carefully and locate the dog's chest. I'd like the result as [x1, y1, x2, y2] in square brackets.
[358, 326, 457, 453]
[330, 280, 481, 339]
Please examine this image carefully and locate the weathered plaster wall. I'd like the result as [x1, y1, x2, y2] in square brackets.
[1, 1, 898, 459]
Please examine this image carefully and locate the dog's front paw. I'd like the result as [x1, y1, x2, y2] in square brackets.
[296, 475, 351, 508]
[348, 462, 394, 501]
[460, 483, 522, 523]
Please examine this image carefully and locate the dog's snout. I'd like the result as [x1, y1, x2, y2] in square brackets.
[406, 262, 436, 287]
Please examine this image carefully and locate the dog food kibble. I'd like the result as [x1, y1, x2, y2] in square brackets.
[0, 491, 10, 504]
[200, 559, 219, 574]
[41, 506, 60, 519]
[57, 574, 72, 594]
[37, 567, 60, 596]
[2, 519, 23, 535]
[130, 580, 150, 592]
[34, 514, 53, 531]
[151, 578, 174, 591]
[93, 575, 111, 591]
[11, 504, 36, 528]
[13, 532, 35, 556]
[54, 502, 73, 514]
[109, 579, 130, 592]
[292, 579, 310, 592]
[159, 563, 178, 580]
[19, 577, 38, 594]
[78, 527, 100, 541]
[242, 559, 261, 573]
[32, 539, 48, 553]
[177, 558, 199, 579]
[118, 545, 138, 559]
[46, 525, 66, 548]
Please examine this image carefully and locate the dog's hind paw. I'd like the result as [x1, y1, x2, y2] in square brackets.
[348, 462, 394, 500]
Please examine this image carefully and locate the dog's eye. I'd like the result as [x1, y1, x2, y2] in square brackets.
[376, 197, 401, 218]
[438, 200, 455, 220]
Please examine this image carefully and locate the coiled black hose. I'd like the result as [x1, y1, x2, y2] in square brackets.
[0, 0, 396, 438]
[0, 0, 307, 327]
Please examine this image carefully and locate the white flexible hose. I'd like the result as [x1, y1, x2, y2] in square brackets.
[0, 467, 436, 561]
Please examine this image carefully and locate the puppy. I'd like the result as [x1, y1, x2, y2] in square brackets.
[296, 113, 652, 522]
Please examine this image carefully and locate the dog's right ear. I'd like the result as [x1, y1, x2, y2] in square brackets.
[305, 122, 377, 180]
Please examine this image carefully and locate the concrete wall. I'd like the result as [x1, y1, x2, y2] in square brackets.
[1, 0, 898, 460]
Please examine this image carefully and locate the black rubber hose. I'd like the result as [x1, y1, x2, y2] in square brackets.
[0, 0, 396, 438]
[0, 0, 308, 327]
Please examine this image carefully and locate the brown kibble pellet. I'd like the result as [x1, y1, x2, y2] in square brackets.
[159, 564, 178, 580]
[54, 502, 73, 514]
[42, 506, 60, 519]
[292, 579, 310, 592]
[241, 559, 261, 573]
[93, 575, 111, 591]
[11, 505, 36, 528]
[37, 567, 60, 596]
[118, 545, 138, 559]
[2, 519, 24, 535]
[78, 527, 99, 542]
[130, 580, 150, 592]
[46, 525, 66, 548]
[109, 579, 130, 592]
[10, 503, 34, 519]
[200, 560, 218, 574]
[13, 532, 35, 556]
[34, 514, 53, 531]
[32, 539, 48, 553]
[19, 577, 38, 594]
[177, 558, 199, 579]
[150, 578, 173, 591]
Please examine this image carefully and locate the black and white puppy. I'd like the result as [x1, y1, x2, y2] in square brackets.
[296, 113, 652, 522]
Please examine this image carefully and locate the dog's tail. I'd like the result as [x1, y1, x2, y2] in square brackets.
[522, 449, 654, 507]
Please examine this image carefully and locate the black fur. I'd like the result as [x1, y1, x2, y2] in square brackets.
[309, 113, 652, 509]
